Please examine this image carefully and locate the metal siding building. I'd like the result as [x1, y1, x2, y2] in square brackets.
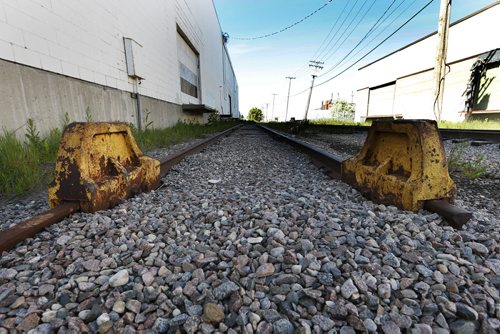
[355, 2, 500, 122]
[0, 0, 239, 137]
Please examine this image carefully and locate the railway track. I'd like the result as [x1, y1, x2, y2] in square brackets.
[0, 125, 498, 333]
[276, 123, 500, 143]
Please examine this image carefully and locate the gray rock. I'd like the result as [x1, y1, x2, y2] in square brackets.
[339, 326, 356, 334]
[213, 281, 239, 300]
[153, 318, 169, 333]
[416, 265, 433, 278]
[449, 320, 477, 334]
[170, 314, 189, 327]
[300, 239, 314, 252]
[26, 323, 53, 334]
[125, 299, 141, 314]
[411, 324, 432, 334]
[341, 279, 358, 299]
[56, 235, 71, 246]
[456, 303, 478, 321]
[378, 283, 391, 299]
[109, 269, 129, 287]
[273, 319, 294, 334]
[363, 319, 377, 333]
[312, 315, 334, 331]
[0, 268, 17, 280]
[383, 253, 401, 267]
[382, 321, 401, 334]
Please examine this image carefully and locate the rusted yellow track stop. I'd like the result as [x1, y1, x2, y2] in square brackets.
[342, 120, 456, 211]
[48, 122, 160, 212]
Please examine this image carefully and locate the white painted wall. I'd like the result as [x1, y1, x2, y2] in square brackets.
[0, 0, 239, 124]
[355, 3, 500, 121]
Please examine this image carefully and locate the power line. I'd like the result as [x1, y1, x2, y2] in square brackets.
[291, 0, 350, 77]
[313, 0, 361, 62]
[315, 0, 436, 88]
[310, 1, 351, 60]
[291, 0, 435, 96]
[333, 0, 417, 73]
[229, 0, 335, 41]
[318, 0, 398, 78]
[316, 0, 375, 63]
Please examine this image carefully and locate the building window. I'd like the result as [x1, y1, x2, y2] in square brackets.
[179, 62, 198, 98]
[177, 27, 200, 100]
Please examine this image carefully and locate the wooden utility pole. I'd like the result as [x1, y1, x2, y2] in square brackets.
[304, 75, 317, 120]
[285, 76, 295, 122]
[304, 61, 324, 120]
[433, 0, 451, 121]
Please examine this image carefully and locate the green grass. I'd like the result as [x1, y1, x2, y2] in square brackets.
[309, 118, 371, 126]
[0, 120, 239, 198]
[308, 118, 500, 129]
[437, 119, 500, 130]
[0, 128, 62, 196]
[131, 120, 239, 152]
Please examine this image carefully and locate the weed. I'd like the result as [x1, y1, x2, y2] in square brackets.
[462, 155, 487, 180]
[447, 142, 488, 180]
[62, 112, 71, 128]
[25, 118, 43, 149]
[208, 111, 221, 124]
[85, 107, 93, 122]
[143, 109, 153, 131]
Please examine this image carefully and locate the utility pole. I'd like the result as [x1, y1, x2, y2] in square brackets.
[285, 76, 295, 122]
[264, 103, 269, 122]
[271, 93, 277, 121]
[433, 0, 451, 122]
[304, 75, 317, 121]
[304, 61, 324, 120]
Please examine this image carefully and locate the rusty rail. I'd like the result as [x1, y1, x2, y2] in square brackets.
[0, 124, 242, 254]
[279, 123, 500, 142]
[259, 125, 473, 228]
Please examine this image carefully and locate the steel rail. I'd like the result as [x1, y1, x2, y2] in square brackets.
[259, 125, 473, 229]
[286, 123, 500, 142]
[0, 124, 243, 254]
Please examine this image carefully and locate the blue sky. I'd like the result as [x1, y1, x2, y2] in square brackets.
[213, 0, 495, 120]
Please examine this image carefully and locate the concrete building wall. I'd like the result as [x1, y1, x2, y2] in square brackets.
[356, 88, 369, 119]
[0, 0, 239, 136]
[222, 46, 240, 117]
[355, 3, 500, 121]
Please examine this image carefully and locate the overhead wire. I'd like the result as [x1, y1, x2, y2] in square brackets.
[317, 0, 399, 78]
[313, 0, 361, 62]
[308, 0, 351, 61]
[290, 0, 436, 97]
[334, 0, 417, 72]
[315, 0, 375, 64]
[291, 0, 350, 77]
[229, 0, 334, 40]
[316, 0, 376, 62]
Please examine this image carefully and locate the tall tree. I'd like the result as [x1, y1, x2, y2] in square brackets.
[248, 107, 264, 122]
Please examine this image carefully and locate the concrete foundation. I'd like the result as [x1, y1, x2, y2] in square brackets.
[0, 59, 206, 138]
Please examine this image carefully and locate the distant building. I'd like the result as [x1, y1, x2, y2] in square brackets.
[0, 0, 239, 136]
[320, 98, 355, 121]
[355, 2, 499, 122]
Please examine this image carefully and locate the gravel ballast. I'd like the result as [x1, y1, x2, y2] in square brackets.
[0, 126, 498, 333]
